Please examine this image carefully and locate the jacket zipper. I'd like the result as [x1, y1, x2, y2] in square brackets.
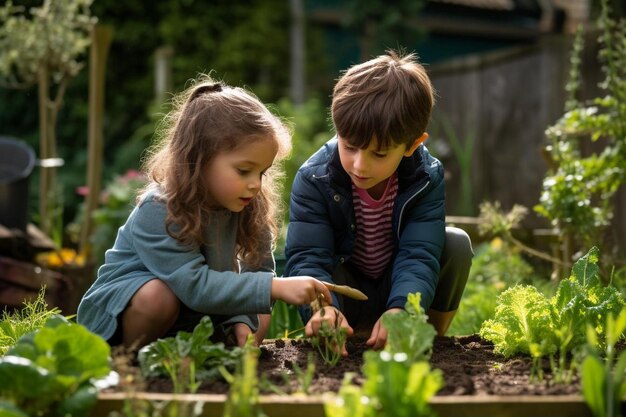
[396, 180, 430, 240]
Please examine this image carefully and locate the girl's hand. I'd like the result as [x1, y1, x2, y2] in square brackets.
[232, 322, 254, 347]
[366, 308, 404, 350]
[305, 306, 354, 356]
[254, 313, 272, 346]
[271, 277, 333, 305]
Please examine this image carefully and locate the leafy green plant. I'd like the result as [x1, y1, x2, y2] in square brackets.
[220, 337, 266, 417]
[448, 239, 538, 336]
[310, 321, 347, 368]
[382, 293, 436, 363]
[309, 305, 348, 367]
[325, 291, 442, 417]
[138, 316, 241, 393]
[480, 247, 625, 380]
[0, 315, 111, 416]
[535, 0, 626, 264]
[581, 307, 626, 417]
[0, 287, 61, 355]
[325, 351, 442, 417]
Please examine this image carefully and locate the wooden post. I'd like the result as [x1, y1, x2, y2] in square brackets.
[79, 24, 114, 259]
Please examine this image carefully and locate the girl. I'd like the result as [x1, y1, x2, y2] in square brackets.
[77, 76, 331, 349]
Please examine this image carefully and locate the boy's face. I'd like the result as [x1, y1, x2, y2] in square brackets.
[338, 135, 423, 197]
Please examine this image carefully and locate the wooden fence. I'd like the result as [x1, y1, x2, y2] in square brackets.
[427, 33, 626, 258]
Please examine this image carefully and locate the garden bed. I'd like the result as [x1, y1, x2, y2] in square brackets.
[93, 334, 611, 417]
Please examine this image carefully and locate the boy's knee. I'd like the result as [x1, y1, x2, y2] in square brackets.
[444, 226, 474, 264]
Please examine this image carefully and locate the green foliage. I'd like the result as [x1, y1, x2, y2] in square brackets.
[221, 337, 266, 417]
[448, 239, 538, 336]
[274, 97, 332, 231]
[480, 284, 556, 358]
[480, 247, 625, 379]
[0, 315, 111, 416]
[0, 287, 61, 356]
[430, 113, 476, 216]
[343, 0, 427, 59]
[535, 0, 626, 258]
[0, 0, 96, 236]
[138, 316, 241, 392]
[581, 307, 626, 417]
[265, 300, 304, 339]
[382, 293, 436, 363]
[0, 0, 95, 88]
[325, 351, 442, 417]
[310, 307, 348, 367]
[69, 169, 148, 267]
[325, 292, 441, 417]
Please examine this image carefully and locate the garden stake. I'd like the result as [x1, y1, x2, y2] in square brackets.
[322, 282, 368, 300]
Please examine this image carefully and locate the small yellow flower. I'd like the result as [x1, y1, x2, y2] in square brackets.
[36, 249, 86, 268]
[490, 237, 503, 250]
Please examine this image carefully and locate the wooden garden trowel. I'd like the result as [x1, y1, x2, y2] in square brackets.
[322, 281, 368, 301]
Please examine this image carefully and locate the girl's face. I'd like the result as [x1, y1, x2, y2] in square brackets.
[205, 137, 278, 212]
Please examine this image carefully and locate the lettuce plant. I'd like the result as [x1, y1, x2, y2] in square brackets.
[480, 247, 625, 379]
[0, 315, 111, 416]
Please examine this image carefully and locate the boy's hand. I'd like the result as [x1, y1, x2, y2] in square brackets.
[271, 277, 333, 305]
[366, 308, 403, 350]
[305, 306, 354, 356]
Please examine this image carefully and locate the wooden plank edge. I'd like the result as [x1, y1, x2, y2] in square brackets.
[93, 393, 603, 417]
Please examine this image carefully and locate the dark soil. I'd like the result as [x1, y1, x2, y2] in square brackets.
[135, 335, 582, 396]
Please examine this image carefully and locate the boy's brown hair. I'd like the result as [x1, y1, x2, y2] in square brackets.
[331, 50, 435, 150]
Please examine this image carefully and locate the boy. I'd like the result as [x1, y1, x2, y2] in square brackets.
[284, 50, 473, 354]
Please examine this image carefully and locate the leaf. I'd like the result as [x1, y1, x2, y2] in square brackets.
[581, 355, 606, 417]
[570, 247, 600, 288]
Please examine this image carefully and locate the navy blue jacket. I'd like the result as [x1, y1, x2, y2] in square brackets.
[284, 137, 446, 310]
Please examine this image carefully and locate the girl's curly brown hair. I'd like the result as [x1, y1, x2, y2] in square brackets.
[140, 75, 291, 269]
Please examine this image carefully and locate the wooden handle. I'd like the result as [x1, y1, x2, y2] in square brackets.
[322, 282, 368, 301]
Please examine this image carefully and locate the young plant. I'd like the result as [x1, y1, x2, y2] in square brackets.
[581, 307, 626, 417]
[0, 315, 111, 416]
[220, 337, 267, 417]
[309, 302, 348, 367]
[480, 247, 625, 380]
[382, 293, 436, 363]
[138, 316, 242, 392]
[0, 287, 61, 355]
[325, 350, 443, 417]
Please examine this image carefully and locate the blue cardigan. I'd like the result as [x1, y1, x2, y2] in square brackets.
[77, 188, 274, 341]
[284, 137, 446, 310]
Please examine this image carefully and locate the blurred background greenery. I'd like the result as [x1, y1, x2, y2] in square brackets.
[2, 0, 625, 335]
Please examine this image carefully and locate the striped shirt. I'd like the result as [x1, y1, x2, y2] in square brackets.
[349, 173, 398, 279]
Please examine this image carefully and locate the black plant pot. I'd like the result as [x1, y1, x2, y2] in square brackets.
[0, 136, 36, 232]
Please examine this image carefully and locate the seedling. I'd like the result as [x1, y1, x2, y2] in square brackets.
[309, 296, 348, 367]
